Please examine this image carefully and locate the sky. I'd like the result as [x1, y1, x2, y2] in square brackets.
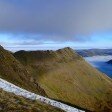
[0, 0, 112, 51]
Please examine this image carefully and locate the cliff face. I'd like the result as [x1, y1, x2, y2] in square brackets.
[0, 45, 46, 96]
[14, 47, 112, 112]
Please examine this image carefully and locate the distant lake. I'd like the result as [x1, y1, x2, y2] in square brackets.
[85, 56, 112, 78]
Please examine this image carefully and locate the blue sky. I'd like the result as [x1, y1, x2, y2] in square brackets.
[0, 0, 112, 51]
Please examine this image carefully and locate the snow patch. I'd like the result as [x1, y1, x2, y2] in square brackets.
[0, 78, 84, 112]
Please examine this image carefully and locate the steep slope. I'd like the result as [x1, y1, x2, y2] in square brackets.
[0, 45, 46, 96]
[14, 47, 112, 112]
[0, 89, 64, 112]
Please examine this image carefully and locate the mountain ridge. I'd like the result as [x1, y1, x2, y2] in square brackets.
[13, 47, 112, 112]
[14, 47, 82, 65]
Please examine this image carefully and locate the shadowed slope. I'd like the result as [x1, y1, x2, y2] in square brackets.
[14, 47, 112, 112]
[0, 45, 46, 96]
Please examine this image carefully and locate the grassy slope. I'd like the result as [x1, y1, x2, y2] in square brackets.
[0, 89, 64, 112]
[14, 47, 112, 112]
[39, 60, 112, 112]
[0, 45, 46, 96]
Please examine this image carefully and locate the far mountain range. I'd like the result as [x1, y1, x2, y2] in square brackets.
[76, 49, 112, 57]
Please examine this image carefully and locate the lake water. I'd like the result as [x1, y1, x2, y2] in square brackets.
[85, 56, 112, 78]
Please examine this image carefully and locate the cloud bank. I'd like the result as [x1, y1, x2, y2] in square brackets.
[0, 0, 112, 42]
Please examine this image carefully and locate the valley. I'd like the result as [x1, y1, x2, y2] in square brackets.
[85, 56, 112, 78]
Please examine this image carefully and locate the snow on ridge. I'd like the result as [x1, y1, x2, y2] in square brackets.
[0, 78, 84, 112]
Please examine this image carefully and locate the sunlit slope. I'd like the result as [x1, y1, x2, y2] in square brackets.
[14, 47, 112, 112]
[0, 45, 46, 96]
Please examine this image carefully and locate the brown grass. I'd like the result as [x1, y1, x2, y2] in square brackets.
[0, 89, 64, 112]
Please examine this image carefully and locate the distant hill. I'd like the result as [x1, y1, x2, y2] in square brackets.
[76, 49, 112, 57]
[14, 47, 112, 112]
[0, 45, 46, 96]
[107, 60, 112, 64]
